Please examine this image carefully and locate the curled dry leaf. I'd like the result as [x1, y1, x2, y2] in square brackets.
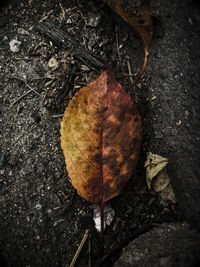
[105, 0, 153, 48]
[145, 152, 176, 203]
[105, 0, 153, 88]
[145, 152, 168, 189]
[60, 71, 142, 205]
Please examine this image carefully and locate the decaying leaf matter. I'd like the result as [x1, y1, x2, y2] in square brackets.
[60, 71, 142, 205]
[105, 0, 153, 48]
[145, 152, 176, 203]
[105, 0, 153, 88]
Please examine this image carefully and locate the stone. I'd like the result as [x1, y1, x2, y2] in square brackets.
[115, 223, 200, 267]
[9, 39, 22, 53]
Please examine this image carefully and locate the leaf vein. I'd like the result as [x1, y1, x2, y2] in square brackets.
[69, 110, 99, 171]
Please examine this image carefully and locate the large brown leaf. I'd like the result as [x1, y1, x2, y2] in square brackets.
[60, 71, 142, 205]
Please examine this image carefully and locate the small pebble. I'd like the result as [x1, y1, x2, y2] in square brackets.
[35, 203, 42, 210]
[35, 235, 40, 240]
[48, 57, 59, 69]
[47, 209, 52, 214]
[9, 39, 22, 53]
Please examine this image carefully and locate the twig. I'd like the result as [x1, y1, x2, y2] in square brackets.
[127, 61, 136, 100]
[58, 189, 76, 215]
[10, 89, 33, 107]
[52, 114, 64, 118]
[35, 21, 105, 70]
[38, 89, 48, 108]
[70, 229, 90, 267]
[59, 3, 66, 22]
[127, 61, 134, 84]
[76, 0, 88, 26]
[7, 75, 51, 81]
[115, 25, 121, 61]
[9, 76, 42, 107]
[24, 82, 41, 96]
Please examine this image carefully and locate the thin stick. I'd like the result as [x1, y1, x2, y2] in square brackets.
[24, 82, 41, 96]
[10, 89, 33, 107]
[116, 25, 121, 61]
[76, 0, 88, 26]
[8, 76, 42, 96]
[127, 61, 134, 84]
[127, 45, 148, 90]
[69, 229, 90, 267]
[52, 114, 64, 118]
[7, 75, 50, 81]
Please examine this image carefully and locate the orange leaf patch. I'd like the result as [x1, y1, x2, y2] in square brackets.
[60, 71, 142, 205]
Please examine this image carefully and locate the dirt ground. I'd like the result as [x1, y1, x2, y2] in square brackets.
[0, 0, 200, 266]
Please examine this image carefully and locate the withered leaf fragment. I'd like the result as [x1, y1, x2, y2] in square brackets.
[145, 152, 176, 203]
[60, 71, 142, 205]
[105, 0, 153, 88]
[105, 0, 153, 48]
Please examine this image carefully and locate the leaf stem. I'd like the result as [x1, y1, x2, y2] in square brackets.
[100, 202, 104, 252]
[127, 45, 148, 90]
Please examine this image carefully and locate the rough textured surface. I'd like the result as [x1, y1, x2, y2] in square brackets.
[146, 0, 200, 229]
[0, 0, 200, 266]
[115, 222, 200, 267]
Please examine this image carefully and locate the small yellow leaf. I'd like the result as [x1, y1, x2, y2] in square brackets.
[145, 152, 176, 203]
[145, 152, 168, 189]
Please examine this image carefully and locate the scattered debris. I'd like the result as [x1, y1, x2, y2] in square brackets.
[48, 57, 59, 69]
[93, 204, 115, 232]
[145, 152, 176, 203]
[105, 0, 153, 89]
[35, 21, 105, 70]
[87, 13, 102, 28]
[9, 39, 22, 53]
[34, 203, 42, 210]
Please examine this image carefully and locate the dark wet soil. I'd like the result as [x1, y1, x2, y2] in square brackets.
[0, 0, 199, 266]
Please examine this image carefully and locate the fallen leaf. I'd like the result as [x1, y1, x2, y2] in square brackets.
[105, 0, 153, 88]
[145, 152, 176, 203]
[145, 152, 168, 189]
[105, 0, 153, 48]
[60, 71, 142, 205]
[157, 170, 176, 203]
